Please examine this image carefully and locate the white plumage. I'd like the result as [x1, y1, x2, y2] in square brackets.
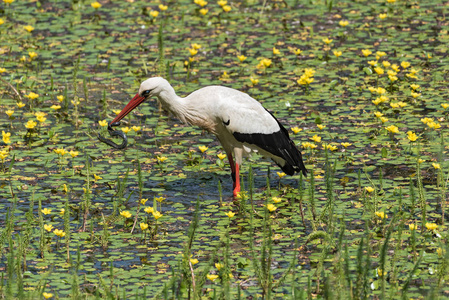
[111, 77, 307, 196]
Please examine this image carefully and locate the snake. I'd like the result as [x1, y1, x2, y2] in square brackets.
[97, 122, 128, 149]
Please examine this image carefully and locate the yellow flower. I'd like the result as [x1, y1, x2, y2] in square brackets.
[194, 0, 208, 7]
[277, 172, 286, 178]
[427, 121, 441, 129]
[191, 43, 202, 50]
[378, 13, 387, 19]
[266, 203, 277, 212]
[390, 102, 400, 109]
[2, 131, 11, 143]
[91, 1, 101, 9]
[374, 67, 384, 75]
[291, 126, 302, 134]
[385, 125, 399, 133]
[302, 142, 317, 149]
[222, 5, 231, 12]
[158, 4, 168, 10]
[155, 196, 165, 202]
[199, 145, 208, 153]
[152, 211, 163, 220]
[421, 117, 433, 124]
[401, 61, 410, 69]
[93, 174, 102, 181]
[407, 131, 418, 142]
[28, 51, 38, 60]
[25, 120, 37, 129]
[41, 208, 52, 215]
[250, 77, 259, 85]
[157, 156, 168, 163]
[44, 224, 53, 232]
[150, 10, 159, 17]
[140, 223, 149, 230]
[425, 223, 438, 231]
[237, 54, 247, 62]
[341, 142, 352, 148]
[375, 211, 388, 219]
[217, 153, 226, 160]
[374, 111, 383, 118]
[408, 224, 416, 231]
[365, 186, 374, 193]
[333, 50, 342, 57]
[25, 92, 39, 100]
[98, 120, 108, 127]
[317, 124, 326, 130]
[367, 60, 377, 66]
[293, 48, 302, 55]
[188, 48, 198, 56]
[199, 8, 208, 15]
[322, 37, 333, 44]
[132, 126, 141, 132]
[53, 229, 66, 237]
[63, 184, 68, 193]
[410, 92, 421, 98]
[121, 127, 130, 134]
[24, 25, 34, 32]
[362, 49, 372, 57]
[69, 150, 79, 158]
[144, 206, 154, 214]
[190, 258, 199, 265]
[215, 262, 223, 270]
[272, 197, 282, 203]
[5, 110, 13, 117]
[54, 148, 67, 156]
[217, 0, 227, 6]
[0, 151, 8, 161]
[273, 47, 281, 55]
[57, 95, 64, 102]
[311, 135, 321, 143]
[441, 103, 449, 109]
[225, 211, 235, 218]
[35, 112, 46, 118]
[0, 67, 6, 73]
[258, 58, 272, 68]
[339, 20, 349, 27]
[207, 274, 219, 282]
[410, 84, 420, 91]
[120, 211, 132, 218]
[382, 61, 391, 68]
[376, 51, 387, 58]
[418, 158, 425, 164]
[391, 64, 400, 72]
[42, 292, 53, 299]
[432, 163, 440, 169]
[50, 105, 61, 110]
[379, 117, 388, 123]
[60, 208, 65, 215]
[36, 115, 46, 123]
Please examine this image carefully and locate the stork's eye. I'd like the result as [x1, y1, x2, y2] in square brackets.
[141, 89, 152, 97]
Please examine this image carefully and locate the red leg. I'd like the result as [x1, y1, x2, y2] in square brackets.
[226, 154, 240, 196]
[233, 163, 240, 197]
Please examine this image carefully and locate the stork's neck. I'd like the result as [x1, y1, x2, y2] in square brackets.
[157, 86, 189, 123]
[157, 85, 213, 131]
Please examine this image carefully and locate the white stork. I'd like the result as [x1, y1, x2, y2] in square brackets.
[110, 77, 307, 197]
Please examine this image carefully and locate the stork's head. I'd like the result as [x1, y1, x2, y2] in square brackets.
[110, 77, 168, 126]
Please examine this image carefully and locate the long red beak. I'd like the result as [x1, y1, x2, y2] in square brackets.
[111, 93, 146, 125]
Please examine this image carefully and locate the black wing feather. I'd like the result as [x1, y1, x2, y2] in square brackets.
[232, 110, 307, 176]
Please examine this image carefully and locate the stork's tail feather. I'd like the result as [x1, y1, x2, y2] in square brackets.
[277, 140, 307, 176]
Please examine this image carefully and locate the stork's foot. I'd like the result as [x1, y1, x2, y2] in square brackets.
[233, 184, 241, 198]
